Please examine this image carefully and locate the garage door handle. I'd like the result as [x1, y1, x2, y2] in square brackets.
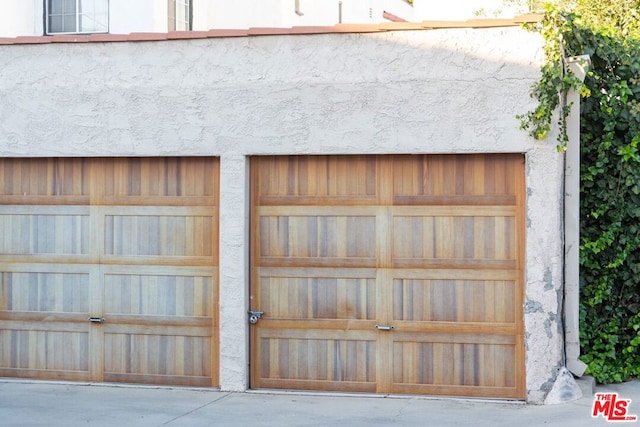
[375, 325, 394, 330]
[88, 317, 105, 323]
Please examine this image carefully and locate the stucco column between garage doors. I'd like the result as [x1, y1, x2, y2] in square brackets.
[218, 154, 250, 391]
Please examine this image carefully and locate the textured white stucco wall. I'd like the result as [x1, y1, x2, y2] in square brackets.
[0, 27, 565, 403]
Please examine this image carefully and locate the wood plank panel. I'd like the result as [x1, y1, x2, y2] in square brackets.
[0, 271, 89, 313]
[259, 276, 375, 320]
[103, 157, 218, 202]
[258, 215, 376, 260]
[258, 336, 376, 383]
[104, 334, 211, 381]
[104, 273, 213, 317]
[0, 211, 89, 256]
[392, 278, 516, 323]
[251, 154, 525, 399]
[392, 154, 521, 199]
[255, 155, 377, 202]
[104, 215, 213, 257]
[0, 158, 88, 203]
[0, 330, 89, 372]
[392, 215, 516, 263]
[392, 341, 517, 390]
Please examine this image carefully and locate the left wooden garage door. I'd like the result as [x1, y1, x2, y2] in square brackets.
[0, 158, 219, 387]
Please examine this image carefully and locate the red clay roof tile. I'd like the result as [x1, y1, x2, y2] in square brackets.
[287, 26, 337, 34]
[49, 35, 91, 43]
[12, 36, 53, 44]
[87, 34, 130, 42]
[247, 27, 297, 36]
[0, 15, 543, 46]
[205, 29, 249, 37]
[127, 32, 169, 41]
[167, 30, 212, 39]
[333, 24, 386, 33]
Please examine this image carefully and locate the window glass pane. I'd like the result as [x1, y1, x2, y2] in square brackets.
[175, 0, 190, 31]
[64, 0, 76, 14]
[49, 15, 64, 32]
[49, 0, 61, 14]
[78, 0, 108, 32]
[50, 0, 108, 34]
[48, 0, 77, 33]
[48, 0, 76, 16]
[62, 14, 77, 32]
[183, 1, 189, 21]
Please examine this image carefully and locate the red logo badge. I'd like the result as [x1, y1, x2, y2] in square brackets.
[592, 392, 638, 422]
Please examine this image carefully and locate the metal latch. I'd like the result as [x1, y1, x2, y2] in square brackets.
[88, 317, 105, 323]
[248, 310, 264, 324]
[375, 324, 394, 330]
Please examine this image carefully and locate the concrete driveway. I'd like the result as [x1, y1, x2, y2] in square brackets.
[1, 379, 638, 426]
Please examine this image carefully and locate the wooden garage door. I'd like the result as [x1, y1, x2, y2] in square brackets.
[0, 158, 219, 387]
[250, 154, 525, 399]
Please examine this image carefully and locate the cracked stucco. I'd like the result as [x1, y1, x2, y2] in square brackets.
[0, 27, 564, 403]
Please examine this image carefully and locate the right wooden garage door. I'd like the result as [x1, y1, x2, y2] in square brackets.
[251, 154, 525, 399]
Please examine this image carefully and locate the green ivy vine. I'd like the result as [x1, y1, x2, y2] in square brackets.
[521, 3, 640, 383]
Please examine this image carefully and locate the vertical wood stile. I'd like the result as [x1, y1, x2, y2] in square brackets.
[89, 158, 106, 380]
[211, 159, 220, 387]
[88, 264, 104, 382]
[376, 157, 394, 393]
[249, 157, 261, 389]
[514, 155, 526, 398]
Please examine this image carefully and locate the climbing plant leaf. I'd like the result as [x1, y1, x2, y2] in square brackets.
[522, 1, 640, 383]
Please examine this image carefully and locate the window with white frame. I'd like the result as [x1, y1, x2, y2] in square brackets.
[168, 0, 191, 31]
[46, 0, 108, 34]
